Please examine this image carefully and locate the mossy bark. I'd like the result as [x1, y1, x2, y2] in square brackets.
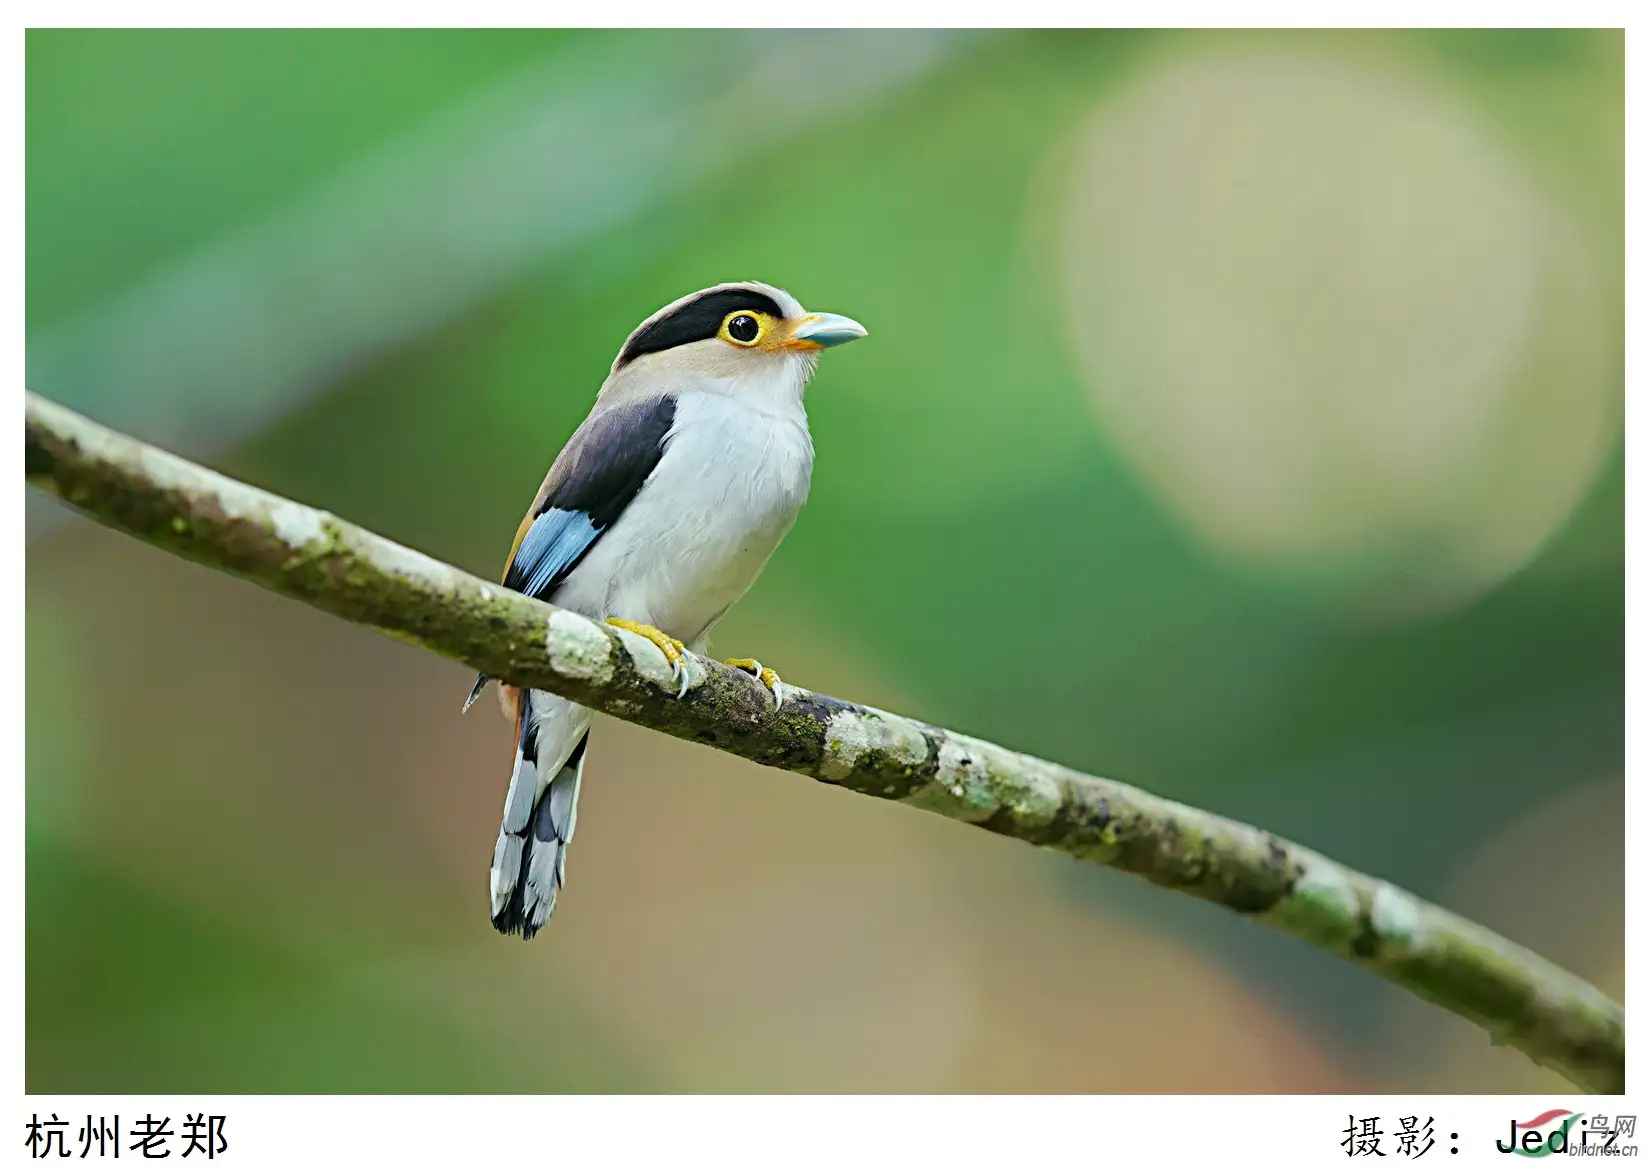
[25, 390, 1626, 1093]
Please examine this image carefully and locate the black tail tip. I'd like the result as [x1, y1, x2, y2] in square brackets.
[491, 886, 536, 939]
[490, 888, 549, 941]
[491, 911, 541, 941]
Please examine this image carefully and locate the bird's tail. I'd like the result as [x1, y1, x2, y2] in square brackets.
[489, 689, 590, 939]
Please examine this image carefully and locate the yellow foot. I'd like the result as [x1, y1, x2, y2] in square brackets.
[606, 618, 690, 698]
[724, 657, 783, 706]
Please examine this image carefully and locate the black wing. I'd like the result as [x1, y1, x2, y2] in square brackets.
[464, 394, 677, 711]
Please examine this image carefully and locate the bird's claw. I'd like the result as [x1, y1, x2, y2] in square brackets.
[725, 657, 783, 707]
[606, 618, 691, 699]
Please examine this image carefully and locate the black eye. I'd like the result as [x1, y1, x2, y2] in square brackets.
[727, 314, 760, 343]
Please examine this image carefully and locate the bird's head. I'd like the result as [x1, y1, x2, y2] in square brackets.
[607, 281, 866, 406]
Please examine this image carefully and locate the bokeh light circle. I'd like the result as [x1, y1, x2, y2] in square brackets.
[1056, 45, 1617, 620]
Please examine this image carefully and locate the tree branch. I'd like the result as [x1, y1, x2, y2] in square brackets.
[24, 388, 1625, 1093]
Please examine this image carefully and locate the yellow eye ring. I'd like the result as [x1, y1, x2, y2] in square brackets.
[719, 310, 770, 348]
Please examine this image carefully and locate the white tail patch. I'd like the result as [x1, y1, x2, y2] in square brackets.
[490, 693, 592, 938]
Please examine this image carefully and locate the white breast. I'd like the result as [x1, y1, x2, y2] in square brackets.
[553, 390, 814, 649]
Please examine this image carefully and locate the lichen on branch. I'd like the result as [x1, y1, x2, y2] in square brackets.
[23, 389, 1626, 1094]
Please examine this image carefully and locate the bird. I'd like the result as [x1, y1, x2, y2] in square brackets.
[463, 280, 867, 939]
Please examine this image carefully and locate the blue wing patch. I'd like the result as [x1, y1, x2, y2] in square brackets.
[465, 509, 602, 713]
[465, 395, 677, 715]
[504, 508, 603, 601]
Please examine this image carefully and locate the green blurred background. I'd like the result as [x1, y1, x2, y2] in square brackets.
[25, 28, 1623, 1093]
